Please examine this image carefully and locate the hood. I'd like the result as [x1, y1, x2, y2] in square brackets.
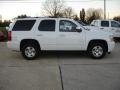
[84, 27, 113, 40]
[84, 26, 112, 35]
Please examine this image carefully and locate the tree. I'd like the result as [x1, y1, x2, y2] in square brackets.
[80, 8, 85, 23]
[86, 8, 103, 24]
[0, 20, 11, 27]
[16, 14, 29, 19]
[42, 0, 64, 17]
[113, 16, 120, 22]
[73, 15, 79, 21]
[63, 7, 75, 18]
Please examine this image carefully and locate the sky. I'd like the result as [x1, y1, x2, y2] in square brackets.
[0, 0, 120, 21]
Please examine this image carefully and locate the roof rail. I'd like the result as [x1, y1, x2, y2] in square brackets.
[16, 16, 68, 19]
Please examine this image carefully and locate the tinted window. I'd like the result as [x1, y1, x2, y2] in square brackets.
[38, 20, 55, 31]
[59, 20, 77, 32]
[101, 21, 109, 27]
[13, 20, 36, 31]
[111, 21, 120, 28]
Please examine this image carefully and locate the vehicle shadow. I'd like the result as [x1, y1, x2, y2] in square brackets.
[39, 51, 90, 59]
[114, 38, 120, 43]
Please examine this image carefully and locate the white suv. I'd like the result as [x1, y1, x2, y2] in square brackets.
[7, 17, 115, 60]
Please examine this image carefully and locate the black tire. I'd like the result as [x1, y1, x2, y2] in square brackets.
[88, 43, 106, 59]
[21, 43, 40, 60]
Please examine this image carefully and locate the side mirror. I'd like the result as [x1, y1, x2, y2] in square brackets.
[76, 27, 82, 32]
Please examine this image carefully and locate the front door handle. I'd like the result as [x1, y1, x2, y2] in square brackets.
[100, 28, 104, 29]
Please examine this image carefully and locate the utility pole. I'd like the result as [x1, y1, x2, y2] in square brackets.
[108, 12, 109, 19]
[104, 0, 106, 19]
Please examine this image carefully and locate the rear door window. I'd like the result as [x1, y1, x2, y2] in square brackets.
[12, 20, 36, 31]
[38, 20, 55, 31]
[101, 21, 109, 27]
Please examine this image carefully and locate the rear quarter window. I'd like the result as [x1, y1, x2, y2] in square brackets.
[12, 20, 36, 31]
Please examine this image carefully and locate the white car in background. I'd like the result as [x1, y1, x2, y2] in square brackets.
[90, 20, 120, 38]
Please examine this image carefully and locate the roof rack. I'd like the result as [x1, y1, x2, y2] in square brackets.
[15, 16, 68, 19]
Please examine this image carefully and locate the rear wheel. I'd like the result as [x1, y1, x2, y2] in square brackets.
[88, 43, 106, 59]
[21, 44, 40, 60]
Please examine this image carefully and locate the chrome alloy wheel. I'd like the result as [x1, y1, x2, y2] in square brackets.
[92, 46, 103, 57]
[25, 46, 36, 58]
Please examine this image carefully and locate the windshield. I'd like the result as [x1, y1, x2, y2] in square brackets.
[76, 20, 87, 26]
[74, 20, 89, 30]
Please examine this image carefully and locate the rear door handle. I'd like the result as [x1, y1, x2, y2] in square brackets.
[37, 34, 43, 36]
[59, 34, 66, 37]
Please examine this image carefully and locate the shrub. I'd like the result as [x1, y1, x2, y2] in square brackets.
[0, 27, 8, 41]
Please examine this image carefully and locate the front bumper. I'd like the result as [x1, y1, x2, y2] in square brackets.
[113, 33, 120, 38]
[107, 41, 115, 53]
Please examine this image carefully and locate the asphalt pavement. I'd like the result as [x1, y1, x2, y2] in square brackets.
[0, 42, 120, 90]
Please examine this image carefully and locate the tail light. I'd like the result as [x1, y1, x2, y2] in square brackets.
[8, 31, 12, 41]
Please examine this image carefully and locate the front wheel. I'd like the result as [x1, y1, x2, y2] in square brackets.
[88, 43, 106, 59]
[21, 44, 40, 60]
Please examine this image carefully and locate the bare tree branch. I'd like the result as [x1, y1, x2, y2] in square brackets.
[42, 0, 65, 17]
[86, 8, 103, 24]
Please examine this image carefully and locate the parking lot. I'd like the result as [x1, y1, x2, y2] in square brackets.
[0, 42, 120, 90]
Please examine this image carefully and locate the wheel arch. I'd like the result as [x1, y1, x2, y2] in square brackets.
[20, 39, 41, 51]
[87, 39, 108, 52]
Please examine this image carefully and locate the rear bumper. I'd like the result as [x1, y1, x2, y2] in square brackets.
[7, 41, 20, 51]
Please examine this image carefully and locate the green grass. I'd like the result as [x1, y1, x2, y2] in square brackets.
[0, 27, 8, 41]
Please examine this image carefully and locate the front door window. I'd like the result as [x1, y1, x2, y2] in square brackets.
[59, 20, 77, 32]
